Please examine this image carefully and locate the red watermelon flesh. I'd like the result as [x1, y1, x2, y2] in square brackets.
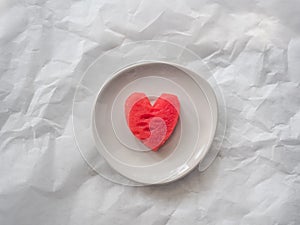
[125, 93, 180, 151]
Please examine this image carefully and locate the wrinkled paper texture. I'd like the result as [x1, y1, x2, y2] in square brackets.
[0, 0, 300, 224]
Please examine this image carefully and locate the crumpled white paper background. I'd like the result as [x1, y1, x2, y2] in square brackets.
[0, 0, 299, 224]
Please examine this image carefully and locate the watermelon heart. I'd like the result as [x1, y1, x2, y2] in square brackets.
[125, 93, 180, 151]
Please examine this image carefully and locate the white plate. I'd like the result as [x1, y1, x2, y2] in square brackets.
[92, 62, 218, 184]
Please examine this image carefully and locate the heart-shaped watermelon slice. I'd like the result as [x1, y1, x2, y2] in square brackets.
[125, 93, 180, 151]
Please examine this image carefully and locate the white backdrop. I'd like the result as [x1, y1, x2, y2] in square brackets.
[0, 0, 300, 224]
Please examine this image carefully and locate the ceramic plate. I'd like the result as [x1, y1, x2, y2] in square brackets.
[92, 62, 218, 184]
